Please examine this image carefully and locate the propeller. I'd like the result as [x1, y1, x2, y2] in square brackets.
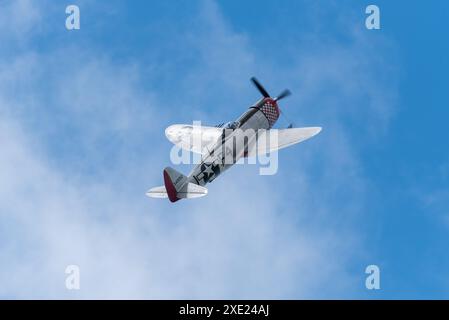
[251, 77, 295, 127]
[274, 89, 291, 102]
[250, 77, 291, 101]
[250, 77, 270, 98]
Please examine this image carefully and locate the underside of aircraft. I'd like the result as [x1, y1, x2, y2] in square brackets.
[147, 77, 322, 202]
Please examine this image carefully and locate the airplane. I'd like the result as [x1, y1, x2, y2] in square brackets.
[146, 77, 322, 202]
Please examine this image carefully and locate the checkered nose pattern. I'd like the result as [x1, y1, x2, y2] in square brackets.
[260, 98, 280, 128]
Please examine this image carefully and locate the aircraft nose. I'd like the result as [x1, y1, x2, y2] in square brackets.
[260, 98, 280, 128]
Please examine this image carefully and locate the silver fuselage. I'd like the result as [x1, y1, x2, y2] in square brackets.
[187, 98, 275, 187]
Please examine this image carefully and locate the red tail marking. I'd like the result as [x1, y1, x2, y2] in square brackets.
[163, 169, 179, 203]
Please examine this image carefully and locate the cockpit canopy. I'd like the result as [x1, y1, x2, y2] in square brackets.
[224, 121, 239, 129]
[215, 121, 240, 130]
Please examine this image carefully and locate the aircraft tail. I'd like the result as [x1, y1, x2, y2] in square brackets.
[146, 167, 208, 202]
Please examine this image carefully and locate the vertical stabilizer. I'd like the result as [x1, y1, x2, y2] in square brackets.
[160, 167, 207, 202]
[163, 167, 187, 202]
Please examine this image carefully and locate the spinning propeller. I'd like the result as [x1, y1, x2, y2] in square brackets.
[250, 77, 291, 102]
[251, 77, 295, 128]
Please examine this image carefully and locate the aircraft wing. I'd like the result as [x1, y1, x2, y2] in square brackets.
[247, 127, 322, 156]
[165, 124, 223, 155]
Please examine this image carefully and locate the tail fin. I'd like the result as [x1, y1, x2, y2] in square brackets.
[163, 167, 187, 202]
[146, 167, 207, 202]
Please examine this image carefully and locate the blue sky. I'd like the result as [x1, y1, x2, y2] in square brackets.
[0, 0, 448, 299]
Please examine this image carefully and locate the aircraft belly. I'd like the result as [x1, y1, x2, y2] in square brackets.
[149, 77, 322, 202]
[188, 145, 236, 186]
[187, 110, 269, 187]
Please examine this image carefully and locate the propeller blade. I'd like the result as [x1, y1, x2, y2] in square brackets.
[275, 89, 291, 101]
[251, 77, 270, 98]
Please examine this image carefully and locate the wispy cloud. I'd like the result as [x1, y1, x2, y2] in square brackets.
[0, 0, 42, 41]
[0, 0, 399, 298]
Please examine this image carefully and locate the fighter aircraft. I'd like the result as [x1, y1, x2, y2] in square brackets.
[146, 77, 321, 202]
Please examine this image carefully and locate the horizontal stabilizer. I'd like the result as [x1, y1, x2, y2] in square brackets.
[146, 167, 208, 202]
[146, 186, 168, 198]
[146, 183, 207, 200]
[177, 183, 208, 199]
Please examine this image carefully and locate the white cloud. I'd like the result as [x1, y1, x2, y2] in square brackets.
[0, 0, 399, 298]
[0, 113, 357, 298]
[0, 0, 42, 41]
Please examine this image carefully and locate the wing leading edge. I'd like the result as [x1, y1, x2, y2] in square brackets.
[246, 127, 322, 156]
